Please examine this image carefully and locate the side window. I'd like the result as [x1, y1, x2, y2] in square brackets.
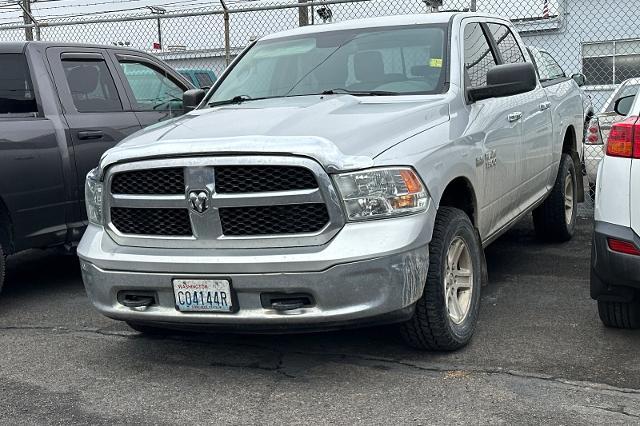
[464, 22, 498, 87]
[0, 54, 38, 115]
[119, 61, 185, 111]
[195, 72, 214, 88]
[487, 23, 525, 64]
[529, 48, 552, 81]
[541, 52, 565, 80]
[62, 58, 123, 113]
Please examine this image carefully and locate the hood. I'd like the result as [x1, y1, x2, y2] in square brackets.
[100, 94, 450, 173]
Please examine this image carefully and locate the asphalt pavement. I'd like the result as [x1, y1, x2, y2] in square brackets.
[1, 212, 639, 425]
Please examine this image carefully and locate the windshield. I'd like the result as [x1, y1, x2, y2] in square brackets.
[208, 24, 448, 104]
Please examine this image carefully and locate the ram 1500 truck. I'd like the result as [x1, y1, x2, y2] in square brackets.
[78, 13, 585, 351]
[0, 42, 193, 292]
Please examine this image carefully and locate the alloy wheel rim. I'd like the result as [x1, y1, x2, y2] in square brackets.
[564, 171, 574, 225]
[444, 237, 474, 325]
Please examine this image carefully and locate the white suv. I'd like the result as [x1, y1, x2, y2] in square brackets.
[592, 90, 640, 328]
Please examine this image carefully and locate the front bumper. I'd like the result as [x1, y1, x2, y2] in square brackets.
[78, 211, 434, 328]
[591, 221, 640, 302]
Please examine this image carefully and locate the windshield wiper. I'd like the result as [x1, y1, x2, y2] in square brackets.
[321, 88, 399, 96]
[208, 95, 256, 107]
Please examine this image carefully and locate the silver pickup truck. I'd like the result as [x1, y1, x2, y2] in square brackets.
[78, 12, 585, 351]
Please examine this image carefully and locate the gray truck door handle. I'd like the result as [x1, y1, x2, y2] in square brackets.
[508, 112, 523, 122]
[539, 101, 551, 111]
[78, 130, 104, 140]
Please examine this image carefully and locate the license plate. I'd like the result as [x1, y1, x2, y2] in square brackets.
[173, 279, 233, 312]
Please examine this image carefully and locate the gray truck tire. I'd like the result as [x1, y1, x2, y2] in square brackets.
[598, 300, 640, 329]
[533, 153, 577, 242]
[400, 207, 482, 351]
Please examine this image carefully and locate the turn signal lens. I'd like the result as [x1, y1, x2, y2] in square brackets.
[334, 167, 429, 221]
[608, 238, 640, 256]
[606, 116, 640, 158]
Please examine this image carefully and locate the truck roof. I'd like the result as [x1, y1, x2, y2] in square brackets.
[0, 41, 151, 54]
[261, 12, 505, 41]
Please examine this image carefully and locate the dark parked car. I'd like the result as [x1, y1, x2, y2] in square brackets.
[0, 42, 193, 292]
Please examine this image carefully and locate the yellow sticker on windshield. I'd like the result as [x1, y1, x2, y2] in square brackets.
[429, 58, 443, 68]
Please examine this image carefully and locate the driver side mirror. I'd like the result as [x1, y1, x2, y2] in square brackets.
[467, 62, 537, 103]
[614, 94, 636, 116]
[183, 89, 206, 112]
[571, 73, 586, 87]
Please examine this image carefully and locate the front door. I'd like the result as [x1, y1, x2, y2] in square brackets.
[46, 47, 142, 220]
[109, 52, 189, 128]
[462, 21, 522, 238]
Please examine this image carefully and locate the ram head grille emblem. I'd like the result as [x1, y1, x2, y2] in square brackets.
[189, 190, 209, 213]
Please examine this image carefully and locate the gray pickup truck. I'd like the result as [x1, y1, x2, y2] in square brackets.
[78, 13, 585, 351]
[0, 42, 193, 292]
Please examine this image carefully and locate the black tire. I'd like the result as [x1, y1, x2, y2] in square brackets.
[598, 300, 640, 329]
[0, 243, 5, 296]
[126, 321, 169, 335]
[533, 153, 577, 242]
[400, 207, 483, 351]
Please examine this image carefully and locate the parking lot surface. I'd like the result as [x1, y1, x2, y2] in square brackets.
[1, 214, 639, 424]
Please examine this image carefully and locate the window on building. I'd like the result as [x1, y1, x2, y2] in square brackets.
[463, 22, 497, 87]
[582, 39, 640, 85]
[62, 58, 123, 113]
[0, 54, 38, 114]
[487, 23, 525, 64]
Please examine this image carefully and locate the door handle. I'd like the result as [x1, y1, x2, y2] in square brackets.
[539, 101, 551, 111]
[508, 112, 523, 122]
[77, 130, 104, 140]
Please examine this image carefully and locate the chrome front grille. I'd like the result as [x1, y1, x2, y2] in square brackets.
[104, 156, 344, 249]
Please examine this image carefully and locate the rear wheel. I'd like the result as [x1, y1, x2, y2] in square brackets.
[533, 153, 577, 242]
[598, 300, 640, 329]
[400, 207, 483, 351]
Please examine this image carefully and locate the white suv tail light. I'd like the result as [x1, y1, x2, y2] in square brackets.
[605, 116, 640, 158]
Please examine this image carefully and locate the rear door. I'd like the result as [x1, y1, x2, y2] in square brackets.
[46, 47, 142, 218]
[109, 52, 191, 128]
[0, 52, 69, 250]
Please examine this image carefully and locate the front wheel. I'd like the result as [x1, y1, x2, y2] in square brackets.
[400, 207, 483, 351]
[533, 153, 577, 242]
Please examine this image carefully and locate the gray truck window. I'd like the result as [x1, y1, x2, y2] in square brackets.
[529, 48, 552, 81]
[487, 23, 525, 64]
[0, 54, 37, 114]
[464, 23, 497, 87]
[119, 61, 185, 111]
[209, 24, 447, 102]
[62, 59, 123, 113]
[195, 72, 214, 88]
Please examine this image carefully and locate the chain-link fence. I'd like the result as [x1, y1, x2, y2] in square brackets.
[1, 0, 639, 203]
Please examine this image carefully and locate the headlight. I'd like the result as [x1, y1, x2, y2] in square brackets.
[334, 167, 429, 221]
[85, 168, 103, 226]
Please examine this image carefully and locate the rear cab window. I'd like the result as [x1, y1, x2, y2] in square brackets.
[0, 54, 38, 116]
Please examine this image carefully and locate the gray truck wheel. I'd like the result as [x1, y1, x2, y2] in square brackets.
[598, 300, 640, 329]
[533, 153, 577, 242]
[400, 207, 482, 351]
